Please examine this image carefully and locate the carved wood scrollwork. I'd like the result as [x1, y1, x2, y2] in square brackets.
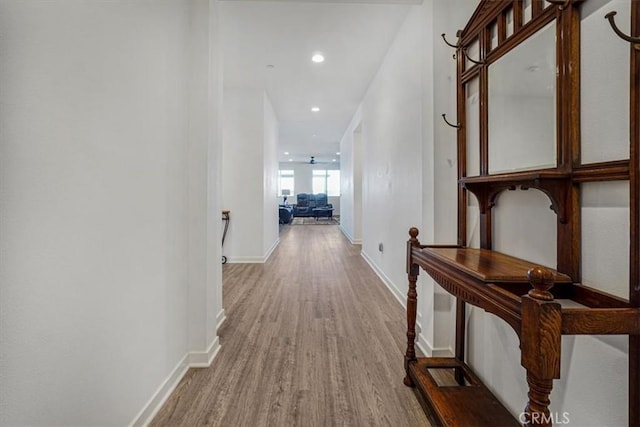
[425, 267, 483, 307]
[462, 178, 570, 224]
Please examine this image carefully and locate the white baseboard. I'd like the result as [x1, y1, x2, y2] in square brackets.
[417, 332, 453, 357]
[360, 250, 405, 308]
[227, 256, 264, 263]
[359, 252, 453, 359]
[216, 308, 226, 330]
[339, 225, 362, 245]
[130, 355, 189, 427]
[227, 239, 279, 264]
[432, 347, 454, 357]
[263, 238, 279, 262]
[189, 336, 221, 368]
[130, 337, 222, 427]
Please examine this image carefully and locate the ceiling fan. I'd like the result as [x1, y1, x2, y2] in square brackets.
[284, 155, 337, 165]
[308, 156, 333, 165]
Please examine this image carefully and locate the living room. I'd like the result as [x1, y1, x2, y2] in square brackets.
[278, 161, 341, 225]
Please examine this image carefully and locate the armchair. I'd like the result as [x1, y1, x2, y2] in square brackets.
[315, 193, 330, 208]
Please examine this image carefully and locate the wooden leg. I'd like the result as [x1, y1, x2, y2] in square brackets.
[454, 298, 466, 385]
[630, 335, 640, 425]
[404, 264, 419, 387]
[523, 372, 554, 427]
[520, 268, 562, 427]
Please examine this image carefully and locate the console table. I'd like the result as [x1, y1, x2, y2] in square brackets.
[404, 232, 637, 426]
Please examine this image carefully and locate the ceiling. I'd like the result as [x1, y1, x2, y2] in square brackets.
[220, 0, 417, 165]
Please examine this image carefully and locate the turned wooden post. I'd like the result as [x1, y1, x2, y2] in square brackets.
[404, 227, 421, 387]
[521, 267, 562, 427]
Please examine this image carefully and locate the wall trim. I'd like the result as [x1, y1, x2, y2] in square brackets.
[359, 251, 451, 358]
[227, 256, 265, 264]
[129, 355, 189, 427]
[130, 337, 222, 427]
[417, 332, 453, 358]
[227, 238, 279, 264]
[189, 336, 221, 368]
[263, 237, 279, 262]
[216, 308, 226, 330]
[339, 225, 362, 245]
[360, 250, 405, 308]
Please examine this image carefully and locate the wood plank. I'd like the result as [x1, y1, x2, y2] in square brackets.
[459, 169, 568, 184]
[513, 0, 523, 32]
[630, 2, 640, 425]
[562, 308, 640, 335]
[420, 247, 572, 283]
[532, 0, 544, 18]
[572, 160, 630, 182]
[151, 225, 430, 426]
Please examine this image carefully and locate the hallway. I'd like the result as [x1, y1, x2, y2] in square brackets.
[151, 225, 429, 426]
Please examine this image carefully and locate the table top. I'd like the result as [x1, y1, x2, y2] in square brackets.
[420, 247, 572, 284]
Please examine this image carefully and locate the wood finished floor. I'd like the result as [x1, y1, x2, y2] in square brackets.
[151, 224, 430, 427]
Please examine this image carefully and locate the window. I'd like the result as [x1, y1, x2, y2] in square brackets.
[278, 170, 294, 196]
[312, 169, 340, 196]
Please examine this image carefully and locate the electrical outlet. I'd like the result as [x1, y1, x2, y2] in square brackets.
[378, 242, 384, 252]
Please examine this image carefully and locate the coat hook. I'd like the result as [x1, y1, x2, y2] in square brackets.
[546, 0, 570, 10]
[462, 48, 484, 65]
[442, 114, 461, 129]
[441, 33, 459, 48]
[605, 11, 640, 47]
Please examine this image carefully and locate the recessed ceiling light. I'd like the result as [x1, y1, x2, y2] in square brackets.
[284, 151, 289, 155]
[332, 159, 337, 162]
[288, 158, 293, 162]
[311, 107, 320, 112]
[311, 53, 325, 63]
[336, 152, 341, 155]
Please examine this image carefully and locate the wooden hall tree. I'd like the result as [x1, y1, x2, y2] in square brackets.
[403, 0, 639, 426]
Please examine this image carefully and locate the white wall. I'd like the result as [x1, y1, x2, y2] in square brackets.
[353, 125, 363, 241]
[339, 117, 355, 241]
[0, 1, 223, 425]
[223, 88, 279, 262]
[223, 88, 263, 260]
[424, 0, 478, 358]
[339, 113, 362, 244]
[278, 162, 341, 215]
[340, 5, 422, 307]
[263, 95, 279, 256]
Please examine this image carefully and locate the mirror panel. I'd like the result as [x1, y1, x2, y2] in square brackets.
[466, 78, 481, 177]
[580, 0, 630, 164]
[488, 21, 556, 174]
[581, 181, 629, 298]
